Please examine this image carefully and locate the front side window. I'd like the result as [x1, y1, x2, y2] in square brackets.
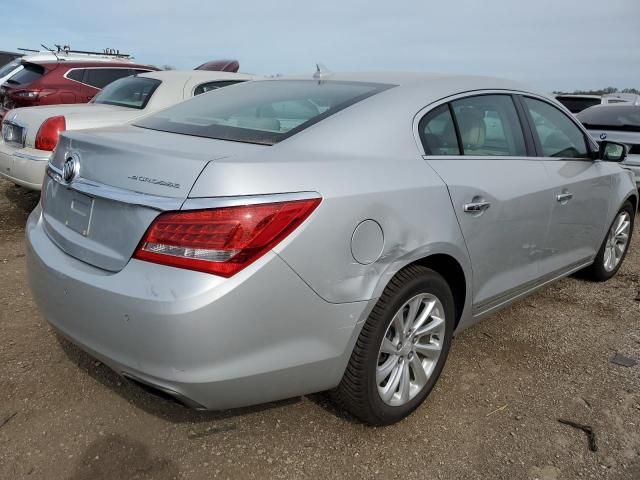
[83, 68, 133, 89]
[193, 80, 244, 96]
[451, 95, 527, 156]
[93, 76, 161, 109]
[135, 80, 392, 145]
[524, 97, 589, 158]
[418, 104, 460, 155]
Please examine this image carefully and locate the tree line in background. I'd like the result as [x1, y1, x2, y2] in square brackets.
[554, 87, 640, 95]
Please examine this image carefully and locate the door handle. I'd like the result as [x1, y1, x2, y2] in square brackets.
[556, 192, 573, 202]
[463, 201, 491, 213]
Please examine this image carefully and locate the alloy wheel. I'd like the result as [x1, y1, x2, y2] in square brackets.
[376, 293, 446, 407]
[603, 211, 631, 272]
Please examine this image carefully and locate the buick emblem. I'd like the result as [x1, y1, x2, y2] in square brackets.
[599, 133, 607, 140]
[62, 154, 80, 183]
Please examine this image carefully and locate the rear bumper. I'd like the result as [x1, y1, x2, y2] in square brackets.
[0, 143, 50, 190]
[26, 206, 370, 409]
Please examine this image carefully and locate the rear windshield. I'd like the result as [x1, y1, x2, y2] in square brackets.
[5, 62, 45, 85]
[555, 96, 601, 114]
[578, 106, 640, 132]
[93, 76, 161, 109]
[0, 59, 20, 78]
[134, 80, 393, 145]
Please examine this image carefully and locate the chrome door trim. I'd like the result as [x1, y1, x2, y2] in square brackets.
[472, 258, 592, 317]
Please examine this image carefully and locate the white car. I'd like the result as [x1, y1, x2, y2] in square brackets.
[0, 70, 255, 189]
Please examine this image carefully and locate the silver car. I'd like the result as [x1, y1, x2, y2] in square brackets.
[577, 104, 640, 189]
[26, 73, 637, 425]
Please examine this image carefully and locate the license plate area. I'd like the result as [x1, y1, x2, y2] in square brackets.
[1, 121, 25, 147]
[64, 190, 94, 236]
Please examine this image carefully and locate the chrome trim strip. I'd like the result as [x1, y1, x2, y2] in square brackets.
[47, 163, 183, 211]
[13, 151, 50, 162]
[182, 191, 322, 210]
[47, 163, 321, 212]
[473, 259, 592, 317]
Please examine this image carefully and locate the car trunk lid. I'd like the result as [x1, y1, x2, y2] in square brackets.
[42, 125, 266, 271]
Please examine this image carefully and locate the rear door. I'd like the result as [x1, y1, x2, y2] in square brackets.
[520, 96, 613, 274]
[420, 93, 552, 314]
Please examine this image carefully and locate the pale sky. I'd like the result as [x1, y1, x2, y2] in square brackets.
[1, 0, 638, 91]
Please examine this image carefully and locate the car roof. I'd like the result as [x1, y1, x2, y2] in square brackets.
[139, 70, 256, 83]
[273, 71, 531, 90]
[29, 60, 152, 68]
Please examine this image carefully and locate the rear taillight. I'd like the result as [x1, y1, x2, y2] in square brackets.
[133, 198, 321, 277]
[35, 116, 66, 151]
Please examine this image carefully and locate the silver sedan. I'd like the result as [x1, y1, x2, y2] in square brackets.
[26, 73, 637, 425]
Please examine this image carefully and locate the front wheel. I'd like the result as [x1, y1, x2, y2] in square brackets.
[331, 265, 454, 426]
[582, 201, 634, 281]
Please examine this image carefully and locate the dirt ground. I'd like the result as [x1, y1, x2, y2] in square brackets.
[0, 178, 638, 480]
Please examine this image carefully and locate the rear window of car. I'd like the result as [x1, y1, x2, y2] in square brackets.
[5, 62, 45, 85]
[83, 68, 134, 89]
[0, 59, 20, 78]
[577, 106, 640, 131]
[135, 80, 393, 145]
[93, 76, 161, 109]
[555, 96, 601, 114]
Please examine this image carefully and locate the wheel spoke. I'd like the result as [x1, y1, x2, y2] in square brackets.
[380, 336, 397, 355]
[410, 356, 428, 388]
[391, 311, 405, 342]
[414, 315, 444, 337]
[380, 363, 402, 402]
[414, 341, 441, 359]
[411, 300, 436, 334]
[376, 355, 398, 384]
[398, 361, 411, 403]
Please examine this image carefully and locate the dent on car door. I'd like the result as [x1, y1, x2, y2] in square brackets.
[520, 96, 613, 275]
[421, 94, 552, 314]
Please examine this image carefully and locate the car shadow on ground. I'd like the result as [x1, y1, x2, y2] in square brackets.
[55, 333, 306, 424]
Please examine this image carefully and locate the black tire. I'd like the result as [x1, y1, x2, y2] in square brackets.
[331, 265, 454, 426]
[582, 201, 635, 281]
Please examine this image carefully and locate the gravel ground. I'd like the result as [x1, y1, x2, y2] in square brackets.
[0, 178, 638, 480]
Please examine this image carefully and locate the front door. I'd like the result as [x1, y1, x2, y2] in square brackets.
[520, 96, 613, 275]
[419, 94, 552, 314]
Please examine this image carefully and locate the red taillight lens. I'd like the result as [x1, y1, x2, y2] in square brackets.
[133, 198, 321, 277]
[35, 116, 66, 151]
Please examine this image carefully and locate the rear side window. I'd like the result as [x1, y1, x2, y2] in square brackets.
[193, 80, 244, 96]
[83, 68, 133, 89]
[136, 80, 393, 145]
[524, 97, 589, 158]
[93, 76, 161, 109]
[418, 104, 460, 155]
[451, 95, 527, 156]
[6, 62, 45, 85]
[66, 69, 85, 82]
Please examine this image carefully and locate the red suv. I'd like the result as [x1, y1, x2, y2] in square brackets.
[0, 60, 157, 119]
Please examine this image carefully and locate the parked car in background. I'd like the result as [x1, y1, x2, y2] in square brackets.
[578, 104, 640, 188]
[556, 93, 640, 114]
[0, 59, 156, 120]
[0, 50, 21, 68]
[0, 70, 254, 189]
[26, 73, 637, 425]
[0, 50, 133, 91]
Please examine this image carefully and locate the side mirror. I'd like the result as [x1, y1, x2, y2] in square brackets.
[599, 141, 627, 162]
